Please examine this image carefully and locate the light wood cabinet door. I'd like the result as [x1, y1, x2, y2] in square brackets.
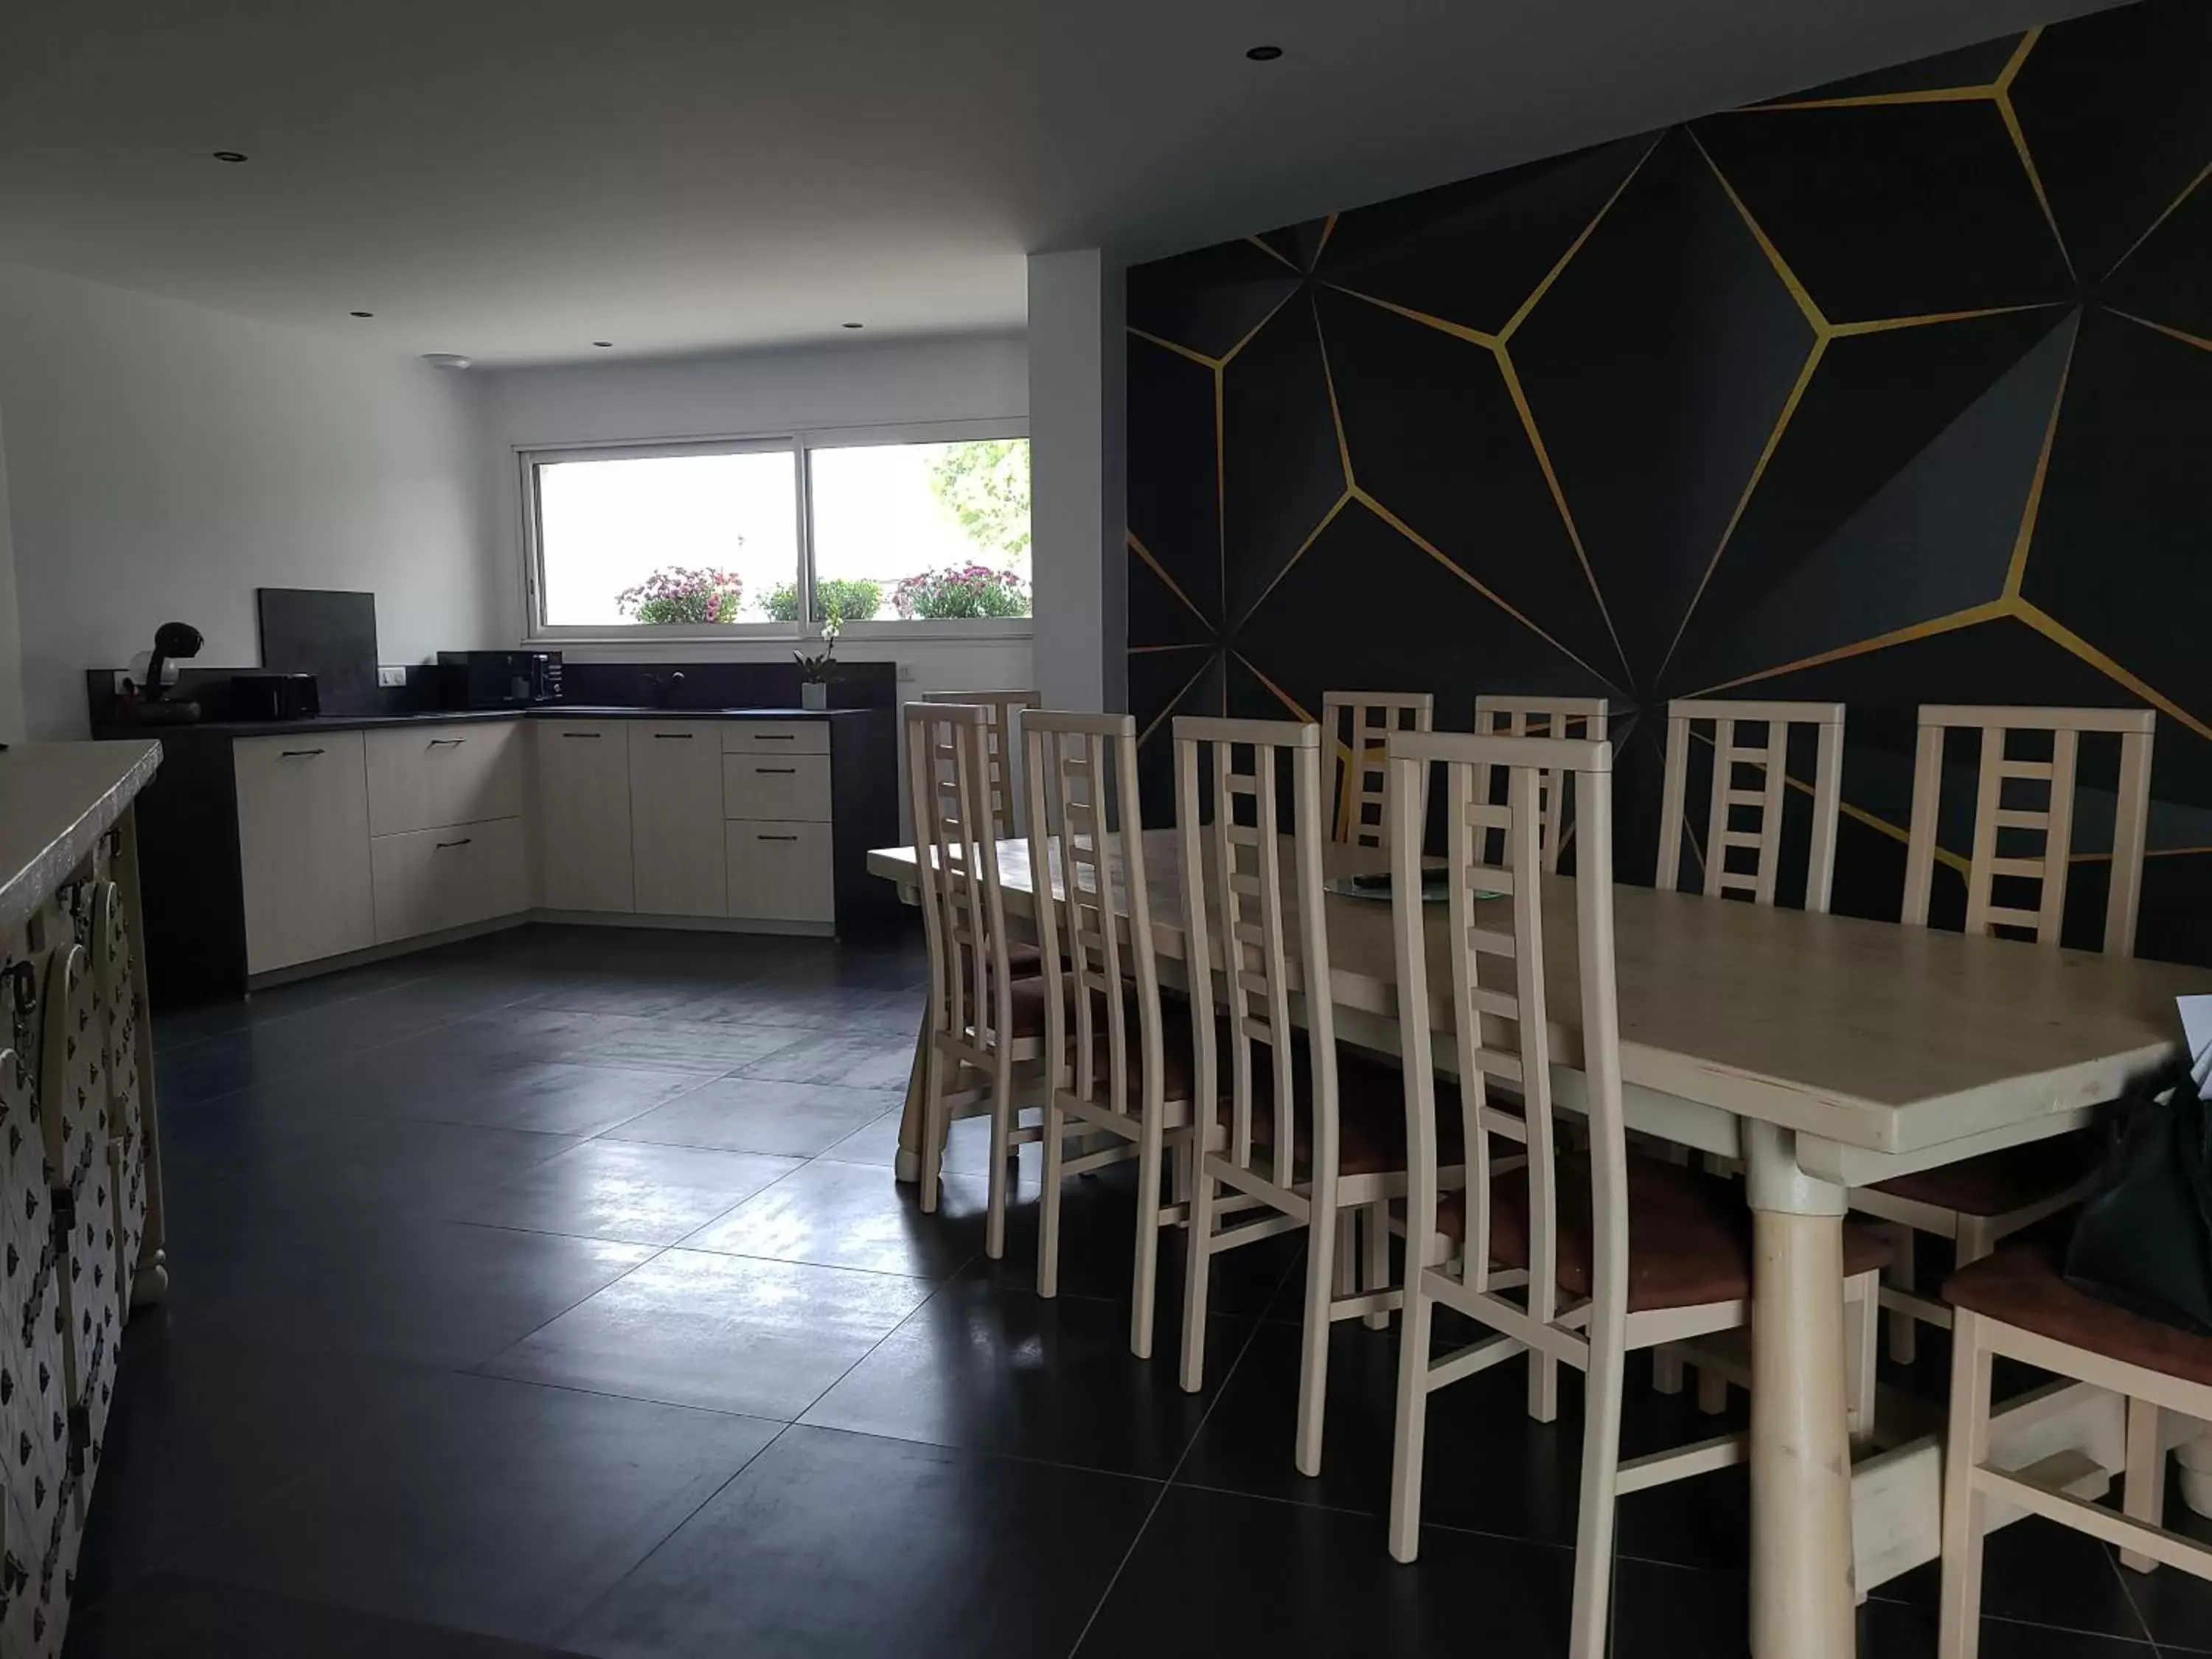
[722, 753, 832, 822]
[365, 719, 525, 835]
[371, 817, 530, 943]
[233, 731, 376, 973]
[627, 722, 726, 917]
[726, 819, 835, 924]
[535, 720, 635, 912]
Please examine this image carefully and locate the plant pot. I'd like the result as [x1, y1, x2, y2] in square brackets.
[801, 681, 828, 711]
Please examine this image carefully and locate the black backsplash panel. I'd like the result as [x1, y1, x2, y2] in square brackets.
[1124, 0, 2212, 964]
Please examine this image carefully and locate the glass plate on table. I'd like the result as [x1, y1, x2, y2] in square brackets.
[1324, 872, 1504, 902]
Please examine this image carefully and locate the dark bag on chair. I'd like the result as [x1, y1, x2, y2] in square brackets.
[2064, 1062, 2212, 1335]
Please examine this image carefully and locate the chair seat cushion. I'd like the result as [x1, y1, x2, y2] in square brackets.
[1218, 1046, 1461, 1180]
[1947, 1234, 2212, 1389]
[1868, 1127, 2107, 1217]
[1442, 1154, 1893, 1313]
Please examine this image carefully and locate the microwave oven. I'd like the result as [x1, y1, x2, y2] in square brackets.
[437, 650, 563, 709]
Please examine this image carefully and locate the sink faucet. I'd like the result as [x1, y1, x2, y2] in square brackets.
[643, 669, 686, 709]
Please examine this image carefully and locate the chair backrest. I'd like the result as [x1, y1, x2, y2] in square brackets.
[1472, 695, 1610, 873]
[1656, 698, 1846, 913]
[904, 702, 1021, 1051]
[1023, 710, 1167, 1122]
[1173, 717, 1340, 1195]
[1320, 691, 1435, 849]
[1385, 728, 1628, 1354]
[1902, 704, 2155, 956]
[922, 689, 1037, 838]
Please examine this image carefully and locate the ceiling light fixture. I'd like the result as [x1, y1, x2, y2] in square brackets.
[422, 353, 472, 371]
[1245, 44, 1283, 60]
[212, 150, 248, 163]
[349, 310, 374, 319]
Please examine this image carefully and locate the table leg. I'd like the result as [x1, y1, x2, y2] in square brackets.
[1745, 1122, 1857, 1658]
[893, 1012, 928, 1185]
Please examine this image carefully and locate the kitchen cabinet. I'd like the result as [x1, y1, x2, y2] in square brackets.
[535, 719, 635, 912]
[371, 816, 531, 942]
[233, 731, 375, 973]
[364, 719, 524, 836]
[627, 721, 726, 917]
[726, 818, 835, 923]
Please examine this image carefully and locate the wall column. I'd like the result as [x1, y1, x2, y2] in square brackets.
[1026, 249, 1126, 713]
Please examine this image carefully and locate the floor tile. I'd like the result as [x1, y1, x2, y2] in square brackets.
[2107, 1467, 2212, 1650]
[64, 1572, 594, 1659]
[173, 1370, 781, 1646]
[817, 1103, 1043, 1185]
[603, 1077, 903, 1158]
[1881, 1508, 2163, 1645]
[476, 1248, 932, 1419]
[728, 1029, 920, 1090]
[681, 1157, 986, 1279]
[445, 1140, 802, 1245]
[310, 1051, 714, 1137]
[560, 1426, 1155, 1659]
[801, 1265, 1253, 1477]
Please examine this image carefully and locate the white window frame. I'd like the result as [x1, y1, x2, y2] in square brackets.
[518, 417, 1032, 645]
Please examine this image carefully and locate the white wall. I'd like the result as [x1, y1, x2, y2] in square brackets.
[476, 332, 1033, 699]
[0, 262, 498, 738]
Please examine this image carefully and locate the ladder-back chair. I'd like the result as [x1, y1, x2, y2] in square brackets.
[1023, 710, 1194, 1359]
[1859, 704, 2155, 1366]
[1320, 691, 1434, 849]
[1657, 698, 1845, 911]
[1472, 695, 1610, 873]
[922, 689, 1037, 839]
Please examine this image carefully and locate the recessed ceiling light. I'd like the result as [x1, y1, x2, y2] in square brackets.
[1245, 44, 1283, 60]
[212, 150, 248, 163]
[422, 352, 472, 371]
[841, 321, 864, 330]
[592, 341, 614, 348]
[349, 310, 374, 319]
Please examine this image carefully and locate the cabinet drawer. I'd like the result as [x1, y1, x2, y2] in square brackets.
[234, 731, 376, 973]
[370, 816, 529, 944]
[366, 720, 524, 835]
[720, 720, 829, 757]
[726, 820, 835, 923]
[722, 753, 831, 822]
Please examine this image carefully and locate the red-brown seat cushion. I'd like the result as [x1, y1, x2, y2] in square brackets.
[1442, 1154, 1893, 1313]
[1217, 1046, 1464, 1179]
[1947, 1234, 2212, 1389]
[1868, 1127, 2107, 1217]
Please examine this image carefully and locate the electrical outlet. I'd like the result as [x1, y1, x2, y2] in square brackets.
[376, 665, 408, 687]
[896, 664, 916, 681]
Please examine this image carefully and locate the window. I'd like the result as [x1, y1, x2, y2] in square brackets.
[522, 425, 1029, 636]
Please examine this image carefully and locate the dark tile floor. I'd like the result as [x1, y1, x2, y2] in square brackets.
[63, 925, 2212, 1657]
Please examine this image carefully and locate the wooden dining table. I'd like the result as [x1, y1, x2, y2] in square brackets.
[868, 830, 2212, 1658]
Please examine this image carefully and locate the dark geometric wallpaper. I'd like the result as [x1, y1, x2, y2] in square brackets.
[1124, 0, 2212, 964]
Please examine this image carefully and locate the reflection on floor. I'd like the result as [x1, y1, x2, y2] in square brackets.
[65, 926, 2210, 1656]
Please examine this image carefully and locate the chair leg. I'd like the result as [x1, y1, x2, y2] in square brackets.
[1937, 1310, 1994, 1659]
[1363, 1200, 1391, 1331]
[1845, 1270, 1879, 1444]
[1295, 1206, 1338, 1478]
[1387, 1262, 1436, 1563]
[1037, 1094, 1066, 1299]
[1568, 1331, 1625, 1659]
[917, 1041, 947, 1216]
[1130, 1123, 1165, 1361]
[1333, 1208, 1358, 1301]
[1178, 1147, 1218, 1394]
[2122, 1397, 2163, 1573]
[1695, 1364, 1728, 1416]
[983, 1057, 1014, 1261]
[1652, 1347, 1685, 1395]
[1888, 1221, 1919, 1367]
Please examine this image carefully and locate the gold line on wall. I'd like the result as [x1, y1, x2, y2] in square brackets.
[1314, 212, 1340, 265]
[1495, 346, 1632, 681]
[1129, 643, 1208, 655]
[1326, 284, 1500, 349]
[1689, 127, 1828, 333]
[2110, 310, 2212, 353]
[1137, 650, 1223, 748]
[1996, 87, 2076, 283]
[1753, 86, 1991, 111]
[1127, 326, 1219, 369]
[1654, 335, 1829, 684]
[2104, 159, 2212, 285]
[1312, 294, 1357, 490]
[1352, 490, 1622, 693]
[2002, 324, 2076, 600]
[1993, 25, 2042, 94]
[2011, 601, 2212, 742]
[1683, 597, 2011, 697]
[1127, 529, 1214, 631]
[1214, 368, 1226, 627]
[1220, 288, 1299, 366]
[1237, 491, 1352, 630]
[1245, 234, 1301, 272]
[1234, 653, 1315, 723]
[1498, 133, 1663, 342]
[1830, 301, 2062, 338]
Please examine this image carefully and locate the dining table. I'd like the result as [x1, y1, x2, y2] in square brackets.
[867, 829, 2212, 1658]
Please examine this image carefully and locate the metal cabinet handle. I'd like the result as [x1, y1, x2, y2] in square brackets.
[757, 833, 799, 841]
[434, 838, 473, 849]
[654, 732, 695, 740]
[752, 733, 797, 741]
[754, 766, 797, 775]
[560, 731, 601, 739]
[279, 748, 324, 758]
[428, 737, 467, 748]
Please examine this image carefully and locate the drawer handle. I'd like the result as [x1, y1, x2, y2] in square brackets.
[654, 732, 695, 740]
[434, 837, 473, 849]
[752, 733, 797, 741]
[560, 731, 601, 739]
[754, 766, 798, 775]
[757, 833, 800, 842]
[279, 748, 324, 758]
[428, 737, 467, 748]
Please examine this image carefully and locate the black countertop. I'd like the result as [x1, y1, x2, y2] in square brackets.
[97, 706, 882, 739]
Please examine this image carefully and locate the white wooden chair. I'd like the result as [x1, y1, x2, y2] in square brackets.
[1381, 728, 1889, 1653]
[1174, 715, 1430, 1477]
[1472, 695, 1609, 873]
[1939, 1238, 2212, 1655]
[1320, 691, 1434, 849]
[903, 700, 1047, 1259]
[922, 689, 1037, 838]
[1854, 705, 2155, 1366]
[1023, 710, 1196, 1359]
[1656, 698, 1845, 911]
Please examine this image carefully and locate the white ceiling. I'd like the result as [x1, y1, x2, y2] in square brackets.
[0, 0, 2116, 366]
